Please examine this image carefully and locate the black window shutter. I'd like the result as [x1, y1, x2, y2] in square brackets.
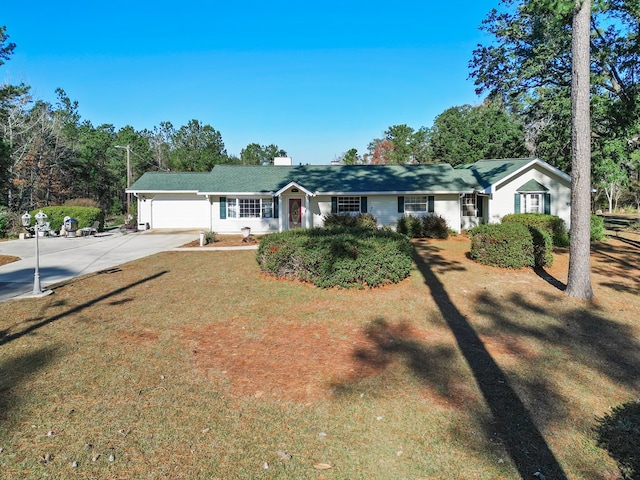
[273, 198, 278, 218]
[360, 197, 367, 213]
[220, 197, 227, 219]
[428, 196, 434, 213]
[544, 193, 551, 214]
[331, 197, 337, 213]
[476, 195, 483, 217]
[398, 196, 405, 213]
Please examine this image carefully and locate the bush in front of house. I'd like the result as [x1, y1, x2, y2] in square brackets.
[469, 222, 553, 268]
[322, 212, 378, 229]
[501, 213, 569, 247]
[591, 214, 606, 241]
[0, 207, 13, 238]
[257, 227, 413, 288]
[594, 399, 640, 480]
[29, 206, 104, 233]
[397, 214, 450, 239]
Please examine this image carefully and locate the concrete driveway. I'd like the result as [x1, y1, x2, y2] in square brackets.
[0, 230, 197, 302]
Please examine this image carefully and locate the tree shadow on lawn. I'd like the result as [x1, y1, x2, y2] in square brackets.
[0, 270, 168, 347]
[412, 241, 569, 480]
[474, 289, 640, 394]
[333, 317, 466, 401]
[0, 347, 57, 425]
[591, 240, 640, 296]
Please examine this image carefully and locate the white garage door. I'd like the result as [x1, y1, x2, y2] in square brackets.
[151, 195, 210, 229]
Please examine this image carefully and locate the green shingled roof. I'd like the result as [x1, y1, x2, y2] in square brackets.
[129, 159, 548, 195]
[516, 179, 549, 192]
[200, 164, 479, 194]
[454, 158, 535, 189]
[128, 172, 216, 192]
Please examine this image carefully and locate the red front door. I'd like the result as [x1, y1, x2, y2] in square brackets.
[289, 198, 302, 228]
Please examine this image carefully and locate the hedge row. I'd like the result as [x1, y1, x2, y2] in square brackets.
[501, 213, 569, 246]
[27, 206, 104, 233]
[469, 222, 553, 268]
[257, 227, 413, 288]
[397, 214, 449, 239]
[322, 212, 378, 229]
[591, 214, 606, 241]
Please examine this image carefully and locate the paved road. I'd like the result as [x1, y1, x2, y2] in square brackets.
[0, 230, 197, 302]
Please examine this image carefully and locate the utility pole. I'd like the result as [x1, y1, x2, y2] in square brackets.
[115, 145, 131, 216]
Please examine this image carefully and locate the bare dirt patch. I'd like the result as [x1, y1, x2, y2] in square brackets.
[180, 234, 260, 248]
[0, 254, 19, 266]
[180, 235, 639, 406]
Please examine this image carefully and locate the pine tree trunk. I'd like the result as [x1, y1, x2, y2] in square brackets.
[565, 0, 594, 300]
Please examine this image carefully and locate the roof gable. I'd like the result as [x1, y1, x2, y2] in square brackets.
[456, 158, 570, 193]
[516, 179, 549, 192]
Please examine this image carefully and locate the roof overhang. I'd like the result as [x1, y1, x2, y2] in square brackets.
[491, 158, 570, 193]
[126, 189, 200, 194]
[199, 191, 279, 196]
[274, 182, 316, 197]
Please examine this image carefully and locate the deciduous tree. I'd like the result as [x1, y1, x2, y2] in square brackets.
[367, 125, 429, 164]
[430, 101, 528, 165]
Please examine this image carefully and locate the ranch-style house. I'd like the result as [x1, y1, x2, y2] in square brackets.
[127, 157, 571, 234]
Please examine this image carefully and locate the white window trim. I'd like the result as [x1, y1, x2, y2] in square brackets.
[337, 196, 361, 214]
[405, 195, 427, 213]
[226, 197, 274, 219]
[462, 193, 477, 217]
[523, 193, 543, 214]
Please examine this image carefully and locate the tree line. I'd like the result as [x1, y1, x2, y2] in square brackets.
[336, 0, 639, 212]
[1, 0, 639, 216]
[0, 28, 289, 215]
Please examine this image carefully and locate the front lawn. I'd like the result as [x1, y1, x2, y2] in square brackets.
[0, 236, 638, 479]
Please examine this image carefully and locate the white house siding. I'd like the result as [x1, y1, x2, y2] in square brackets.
[314, 194, 463, 232]
[314, 196, 333, 227]
[210, 196, 280, 234]
[367, 195, 400, 227]
[490, 165, 571, 226]
[312, 195, 397, 228]
[434, 194, 463, 233]
[137, 197, 152, 228]
[147, 194, 211, 229]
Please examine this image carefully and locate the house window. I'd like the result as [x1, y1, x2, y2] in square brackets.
[524, 194, 542, 214]
[226, 198, 273, 218]
[261, 198, 273, 218]
[337, 196, 361, 214]
[462, 194, 477, 217]
[404, 195, 434, 213]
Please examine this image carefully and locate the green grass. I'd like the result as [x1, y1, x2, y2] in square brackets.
[0, 238, 638, 479]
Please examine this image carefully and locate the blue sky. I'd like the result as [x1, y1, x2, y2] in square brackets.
[3, 1, 497, 164]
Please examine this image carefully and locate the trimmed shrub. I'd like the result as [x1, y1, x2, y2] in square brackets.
[64, 198, 101, 209]
[595, 399, 640, 480]
[397, 215, 422, 238]
[502, 213, 569, 247]
[257, 227, 413, 288]
[591, 214, 606, 242]
[27, 206, 104, 233]
[322, 212, 378, 229]
[204, 231, 216, 244]
[469, 222, 551, 268]
[529, 226, 554, 267]
[0, 207, 11, 238]
[397, 214, 450, 239]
